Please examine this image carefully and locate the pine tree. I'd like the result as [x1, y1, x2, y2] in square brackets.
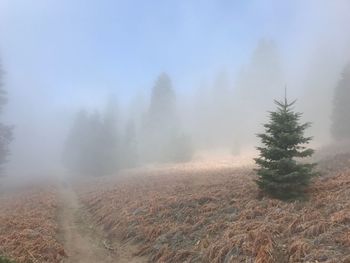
[62, 110, 90, 175]
[63, 107, 120, 177]
[148, 72, 177, 129]
[141, 72, 193, 163]
[235, 39, 284, 145]
[101, 95, 120, 173]
[121, 119, 138, 168]
[331, 63, 350, 141]
[254, 96, 316, 199]
[0, 59, 13, 175]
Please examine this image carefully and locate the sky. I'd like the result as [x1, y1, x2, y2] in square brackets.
[0, 1, 307, 107]
[0, 0, 350, 175]
[0, 0, 349, 108]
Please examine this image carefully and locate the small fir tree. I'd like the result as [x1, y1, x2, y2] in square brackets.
[254, 96, 316, 199]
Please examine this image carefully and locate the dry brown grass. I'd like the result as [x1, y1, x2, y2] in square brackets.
[0, 185, 66, 262]
[77, 156, 350, 263]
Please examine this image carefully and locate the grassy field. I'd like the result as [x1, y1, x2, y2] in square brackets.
[76, 154, 350, 263]
[0, 183, 66, 262]
[0, 153, 349, 262]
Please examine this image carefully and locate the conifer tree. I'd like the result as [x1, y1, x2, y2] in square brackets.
[331, 63, 350, 140]
[63, 104, 120, 177]
[0, 59, 13, 175]
[62, 110, 90, 175]
[235, 39, 284, 145]
[141, 73, 193, 163]
[121, 119, 138, 168]
[254, 95, 316, 199]
[101, 95, 120, 173]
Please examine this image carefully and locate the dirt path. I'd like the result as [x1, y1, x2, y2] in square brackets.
[59, 182, 145, 263]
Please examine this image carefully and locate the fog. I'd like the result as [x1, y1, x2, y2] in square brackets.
[0, 0, 350, 178]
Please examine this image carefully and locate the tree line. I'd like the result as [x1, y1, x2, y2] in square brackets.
[0, 59, 13, 177]
[62, 73, 193, 176]
[0, 55, 350, 199]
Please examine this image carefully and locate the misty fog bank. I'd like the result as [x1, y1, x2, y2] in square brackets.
[0, 1, 349, 177]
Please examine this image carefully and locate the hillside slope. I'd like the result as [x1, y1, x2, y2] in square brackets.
[77, 154, 350, 262]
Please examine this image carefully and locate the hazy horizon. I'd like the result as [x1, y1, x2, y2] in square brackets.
[0, 0, 350, 176]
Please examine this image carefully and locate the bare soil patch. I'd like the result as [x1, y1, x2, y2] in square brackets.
[60, 182, 145, 263]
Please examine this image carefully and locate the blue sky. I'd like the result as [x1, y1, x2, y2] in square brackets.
[0, 0, 301, 108]
[0, 0, 349, 112]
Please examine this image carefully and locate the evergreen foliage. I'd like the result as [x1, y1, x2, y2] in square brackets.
[63, 110, 93, 175]
[0, 59, 13, 175]
[101, 96, 120, 173]
[331, 63, 350, 140]
[165, 133, 194, 162]
[235, 39, 284, 146]
[63, 103, 120, 176]
[254, 96, 316, 199]
[141, 73, 193, 163]
[120, 119, 138, 168]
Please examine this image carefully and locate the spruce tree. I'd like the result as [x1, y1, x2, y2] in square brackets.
[62, 110, 90, 175]
[254, 96, 316, 199]
[101, 95, 120, 173]
[236, 39, 284, 145]
[121, 119, 138, 168]
[331, 63, 350, 141]
[63, 99, 121, 176]
[0, 59, 13, 175]
[141, 73, 193, 163]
